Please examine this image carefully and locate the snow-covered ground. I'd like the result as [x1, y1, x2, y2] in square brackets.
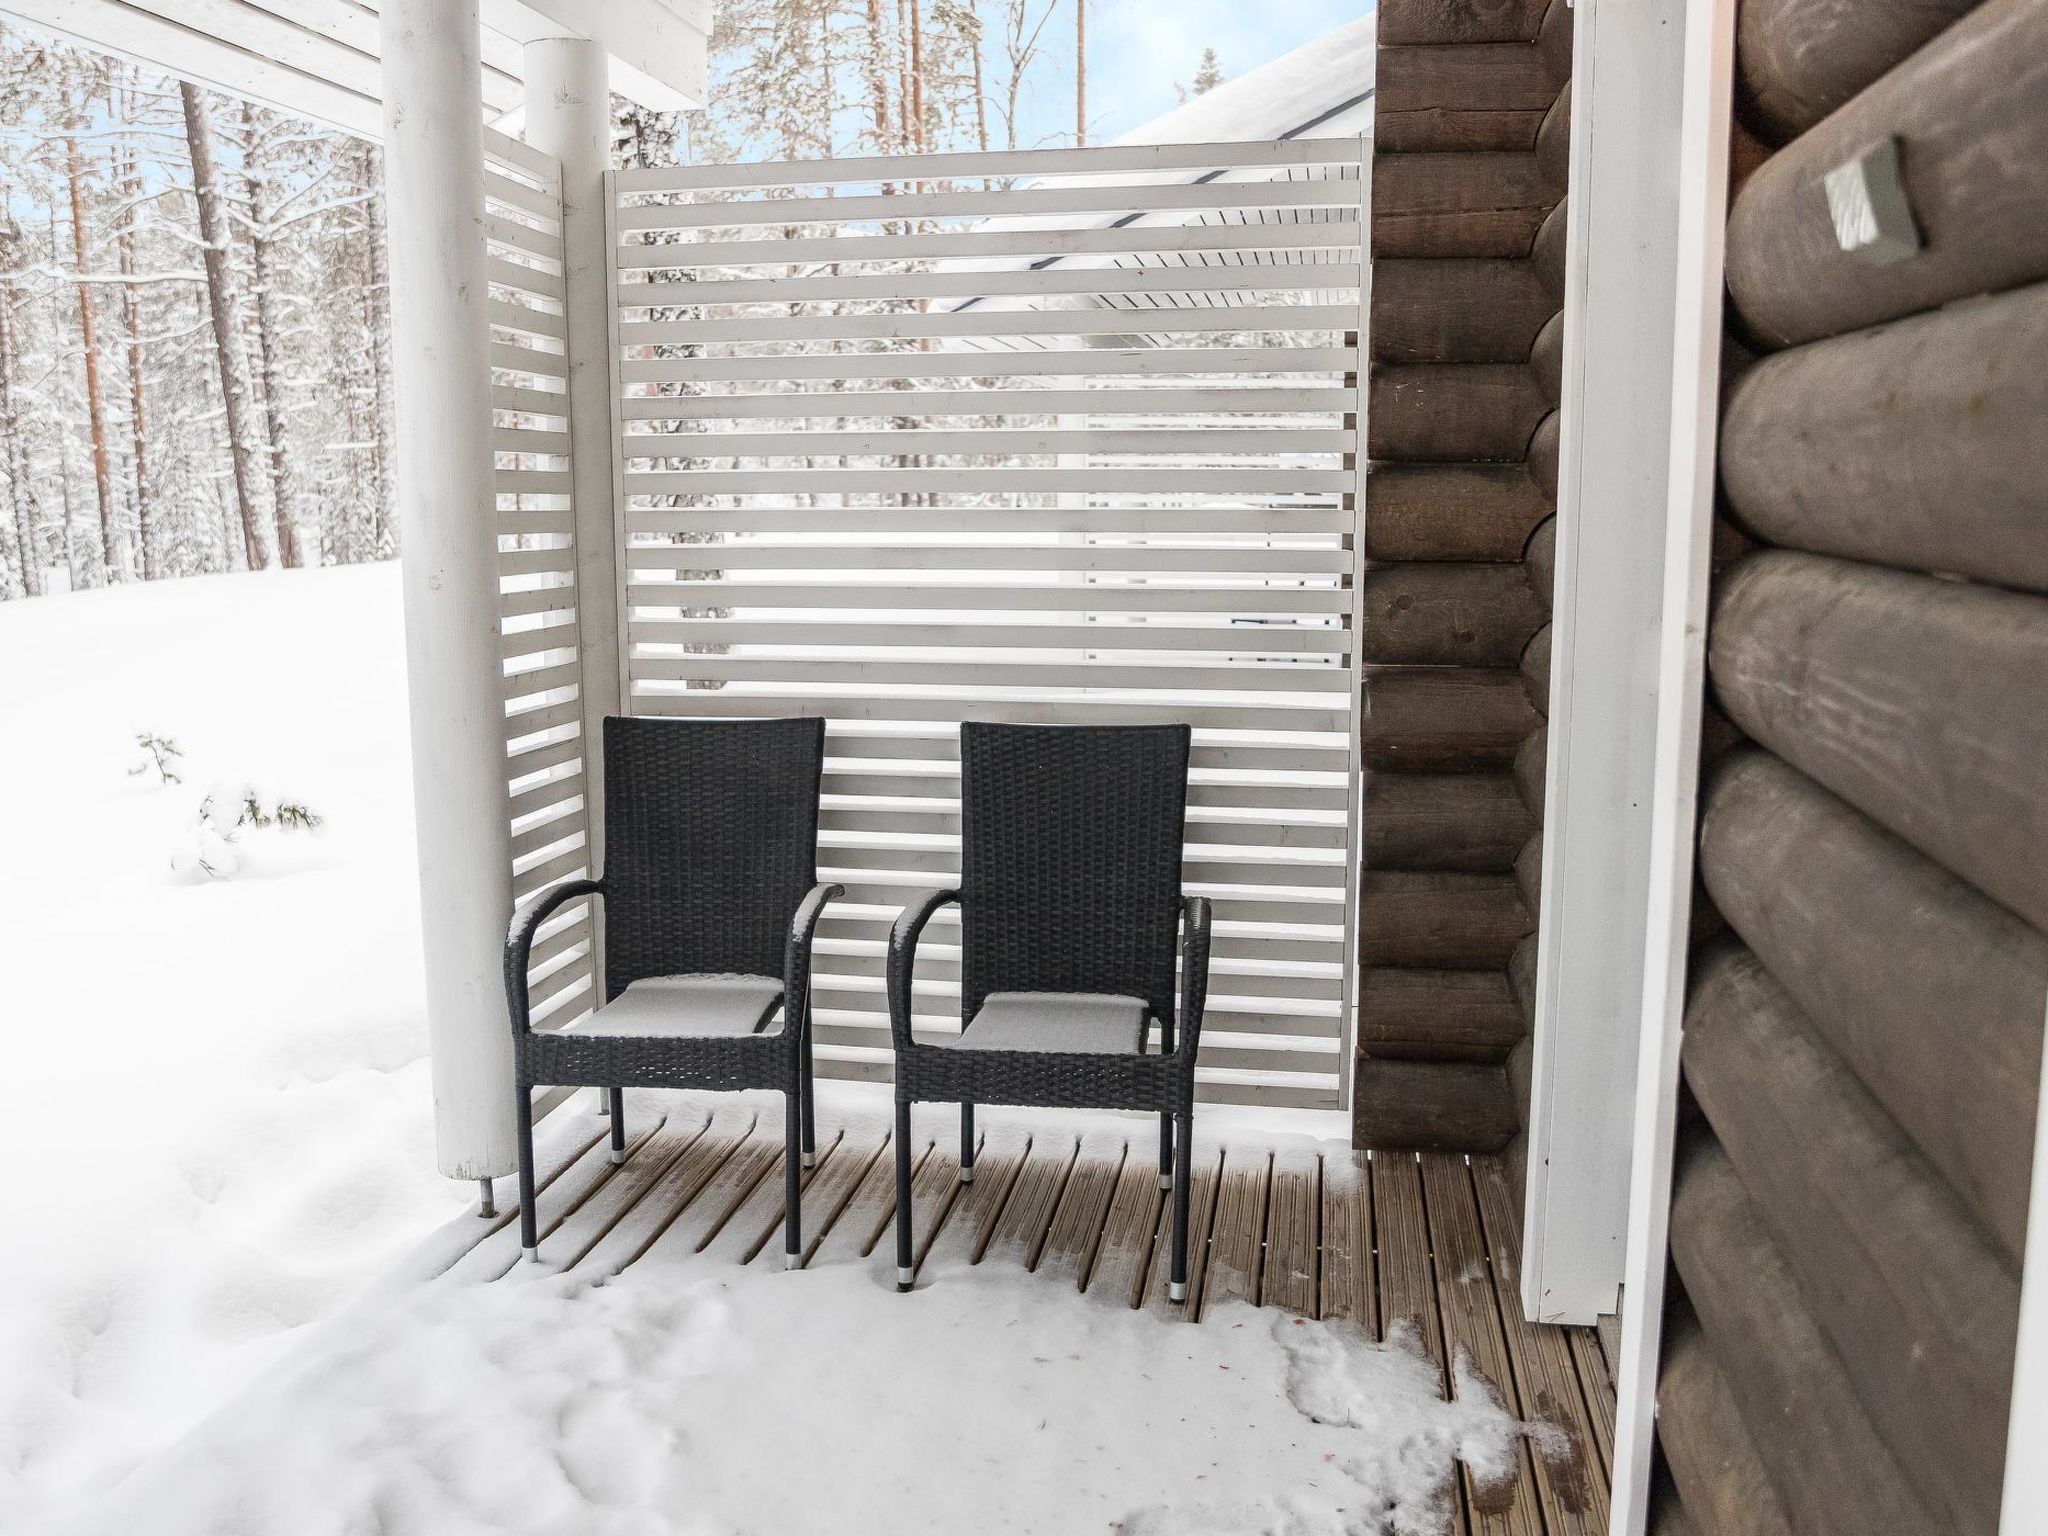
[3, 565, 1536, 1535]
[0, 565, 469, 1525]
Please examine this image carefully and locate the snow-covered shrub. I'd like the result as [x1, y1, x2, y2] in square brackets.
[170, 777, 323, 880]
[129, 731, 184, 785]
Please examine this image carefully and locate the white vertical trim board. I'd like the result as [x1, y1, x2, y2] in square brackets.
[1607, 0, 1740, 1530]
[1523, 0, 1691, 1326]
[2002, 997, 2048, 1532]
[607, 138, 1369, 1110]
[487, 124, 598, 1037]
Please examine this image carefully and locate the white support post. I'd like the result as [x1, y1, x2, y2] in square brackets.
[1521, 0, 1690, 1325]
[379, 0, 518, 1181]
[1607, 0, 1739, 1529]
[2001, 998, 2048, 1531]
[523, 35, 623, 892]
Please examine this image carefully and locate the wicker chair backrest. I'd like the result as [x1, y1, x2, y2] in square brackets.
[958, 721, 1190, 1028]
[600, 715, 825, 999]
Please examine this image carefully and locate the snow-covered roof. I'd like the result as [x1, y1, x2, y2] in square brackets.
[941, 17, 1374, 344]
[1104, 15, 1376, 150]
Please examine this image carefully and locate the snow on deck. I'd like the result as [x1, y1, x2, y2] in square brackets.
[51, 1088, 1614, 1535]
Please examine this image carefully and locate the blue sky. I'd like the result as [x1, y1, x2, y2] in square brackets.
[1010, 1, 1368, 145]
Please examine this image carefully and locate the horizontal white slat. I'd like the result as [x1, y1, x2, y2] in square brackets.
[627, 686, 1346, 733]
[817, 802, 1348, 849]
[491, 342, 570, 381]
[623, 543, 1350, 575]
[622, 263, 1364, 308]
[618, 385, 1352, 422]
[621, 345, 1354, 385]
[490, 298, 567, 342]
[625, 467, 1348, 495]
[494, 384, 571, 417]
[615, 219, 1361, 270]
[620, 177, 1359, 232]
[619, 303, 1353, 347]
[808, 724, 1348, 771]
[484, 168, 560, 226]
[495, 426, 571, 456]
[627, 617, 1348, 654]
[489, 256, 565, 302]
[485, 212, 561, 263]
[624, 581, 1347, 614]
[617, 136, 1360, 194]
[626, 504, 1352, 537]
[483, 128, 561, 190]
[635, 654, 1353, 695]
[621, 426, 1348, 458]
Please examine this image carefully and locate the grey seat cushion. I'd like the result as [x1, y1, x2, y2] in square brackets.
[949, 992, 1151, 1054]
[580, 973, 786, 1039]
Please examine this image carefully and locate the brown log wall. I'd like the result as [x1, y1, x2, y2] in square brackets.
[1650, 0, 2047, 1530]
[1357, 0, 1569, 1153]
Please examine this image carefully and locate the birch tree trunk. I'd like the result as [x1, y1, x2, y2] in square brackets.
[66, 132, 120, 582]
[1074, 0, 1086, 147]
[116, 123, 157, 581]
[364, 157, 398, 558]
[0, 294, 40, 597]
[241, 104, 302, 567]
[181, 80, 274, 572]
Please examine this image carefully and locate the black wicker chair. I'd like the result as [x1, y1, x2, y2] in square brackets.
[887, 721, 1210, 1299]
[504, 715, 840, 1268]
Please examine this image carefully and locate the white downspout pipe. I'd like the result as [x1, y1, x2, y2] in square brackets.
[378, 0, 517, 1181]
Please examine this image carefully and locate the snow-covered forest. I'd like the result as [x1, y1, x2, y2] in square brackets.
[0, 2, 1225, 603]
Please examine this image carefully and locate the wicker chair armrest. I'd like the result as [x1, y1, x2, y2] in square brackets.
[1176, 894, 1213, 1065]
[887, 887, 961, 1055]
[505, 878, 605, 1035]
[785, 881, 845, 1030]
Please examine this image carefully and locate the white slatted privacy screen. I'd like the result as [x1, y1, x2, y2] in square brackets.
[608, 137, 1368, 1108]
[486, 128, 596, 1035]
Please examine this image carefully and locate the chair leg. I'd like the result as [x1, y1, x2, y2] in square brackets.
[1158, 1112, 1173, 1191]
[895, 1098, 915, 1291]
[800, 1006, 817, 1169]
[607, 1086, 626, 1164]
[1169, 1109, 1193, 1303]
[783, 1086, 803, 1270]
[515, 1085, 539, 1262]
[959, 1100, 975, 1183]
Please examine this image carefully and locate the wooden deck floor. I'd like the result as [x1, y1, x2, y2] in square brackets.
[443, 1099, 1615, 1536]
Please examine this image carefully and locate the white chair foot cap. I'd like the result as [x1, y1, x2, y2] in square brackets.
[897, 1266, 915, 1289]
[1159, 1172, 1173, 1191]
[522, 1245, 541, 1264]
[802, 1152, 815, 1169]
[1168, 1280, 1187, 1303]
[959, 1166, 974, 1184]
[609, 1148, 626, 1165]
[784, 1251, 801, 1271]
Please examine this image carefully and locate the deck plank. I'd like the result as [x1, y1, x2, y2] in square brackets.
[982, 1132, 1080, 1271]
[1471, 1157, 1609, 1535]
[637, 1122, 783, 1264]
[1036, 1131, 1129, 1283]
[1568, 1325, 1618, 1478]
[1319, 1149, 1374, 1332]
[704, 1127, 848, 1264]
[1196, 1144, 1273, 1317]
[906, 1126, 980, 1273]
[1371, 1151, 1441, 1367]
[920, 1123, 1030, 1269]
[1422, 1154, 1545, 1536]
[575, 1107, 758, 1277]
[1261, 1148, 1322, 1318]
[1144, 1143, 1222, 1319]
[1083, 1152, 1165, 1306]
[449, 1115, 668, 1283]
[531, 1110, 712, 1274]
[811, 1128, 933, 1266]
